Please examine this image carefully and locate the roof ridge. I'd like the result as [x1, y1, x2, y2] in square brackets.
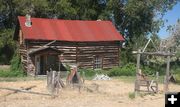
[18, 16, 111, 22]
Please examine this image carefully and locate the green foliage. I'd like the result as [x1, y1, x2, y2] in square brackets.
[0, 70, 25, 77]
[172, 66, 180, 83]
[128, 92, 135, 99]
[175, 72, 180, 84]
[176, 50, 180, 58]
[141, 66, 155, 75]
[0, 29, 15, 64]
[0, 49, 27, 77]
[79, 68, 96, 77]
[10, 50, 22, 71]
[0, 0, 179, 66]
[108, 63, 136, 77]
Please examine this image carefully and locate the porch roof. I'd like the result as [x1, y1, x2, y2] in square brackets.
[28, 46, 62, 55]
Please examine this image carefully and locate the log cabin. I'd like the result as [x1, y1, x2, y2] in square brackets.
[14, 16, 124, 76]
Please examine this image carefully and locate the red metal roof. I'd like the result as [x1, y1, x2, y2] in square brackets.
[18, 16, 124, 42]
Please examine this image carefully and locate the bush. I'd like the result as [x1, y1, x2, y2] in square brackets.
[176, 74, 180, 84]
[79, 68, 96, 77]
[10, 50, 22, 71]
[173, 68, 180, 83]
[141, 66, 154, 75]
[0, 49, 26, 77]
[0, 70, 25, 77]
[78, 68, 104, 78]
[108, 63, 136, 77]
[128, 92, 135, 99]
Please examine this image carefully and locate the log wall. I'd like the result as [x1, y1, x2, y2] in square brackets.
[19, 44, 28, 71]
[23, 40, 121, 75]
[19, 44, 35, 76]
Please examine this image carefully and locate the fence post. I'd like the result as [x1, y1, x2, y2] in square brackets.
[135, 49, 141, 92]
[164, 52, 170, 92]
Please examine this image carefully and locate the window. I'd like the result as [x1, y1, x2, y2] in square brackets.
[94, 56, 102, 69]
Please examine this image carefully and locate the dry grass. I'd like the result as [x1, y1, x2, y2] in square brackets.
[0, 65, 10, 71]
[0, 78, 180, 107]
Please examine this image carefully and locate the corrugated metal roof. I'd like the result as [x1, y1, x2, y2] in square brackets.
[18, 16, 124, 42]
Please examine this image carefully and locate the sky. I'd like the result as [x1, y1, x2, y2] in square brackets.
[158, 2, 180, 39]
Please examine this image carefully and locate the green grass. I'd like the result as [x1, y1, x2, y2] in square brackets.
[0, 76, 47, 82]
[0, 65, 26, 77]
[128, 92, 135, 99]
[0, 69, 26, 77]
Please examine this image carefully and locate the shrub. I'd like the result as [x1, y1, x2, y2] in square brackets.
[10, 50, 22, 71]
[141, 66, 154, 75]
[128, 92, 135, 99]
[108, 63, 136, 77]
[0, 70, 25, 77]
[79, 68, 96, 77]
[174, 68, 180, 83]
[0, 49, 26, 77]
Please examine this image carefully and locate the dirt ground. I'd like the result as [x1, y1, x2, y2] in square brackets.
[0, 79, 180, 107]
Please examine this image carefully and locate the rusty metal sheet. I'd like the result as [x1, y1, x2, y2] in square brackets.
[18, 16, 124, 42]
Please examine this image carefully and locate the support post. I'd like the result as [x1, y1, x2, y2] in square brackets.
[51, 71, 56, 94]
[135, 49, 141, 92]
[164, 52, 170, 92]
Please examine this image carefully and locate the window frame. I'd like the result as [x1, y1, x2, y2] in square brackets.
[93, 55, 103, 69]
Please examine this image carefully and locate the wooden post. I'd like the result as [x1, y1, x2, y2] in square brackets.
[47, 70, 50, 88]
[51, 71, 56, 94]
[135, 49, 141, 92]
[164, 53, 170, 92]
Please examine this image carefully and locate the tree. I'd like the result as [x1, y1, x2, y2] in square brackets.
[172, 20, 180, 47]
[0, 0, 179, 65]
[98, 0, 178, 64]
[0, 29, 15, 64]
[168, 20, 180, 57]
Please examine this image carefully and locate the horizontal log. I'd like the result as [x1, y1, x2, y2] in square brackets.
[63, 52, 76, 54]
[77, 51, 118, 54]
[79, 65, 94, 68]
[103, 57, 119, 61]
[103, 64, 119, 67]
[103, 60, 118, 63]
[63, 57, 76, 60]
[79, 63, 93, 66]
[28, 45, 76, 49]
[77, 56, 94, 59]
[103, 62, 119, 65]
[78, 61, 93, 64]
[102, 66, 114, 69]
[77, 59, 93, 62]
[27, 41, 120, 47]
[77, 54, 94, 57]
[58, 48, 76, 51]
[62, 60, 76, 63]
[0, 87, 53, 96]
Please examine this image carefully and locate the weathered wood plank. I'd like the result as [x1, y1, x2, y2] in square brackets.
[0, 87, 53, 96]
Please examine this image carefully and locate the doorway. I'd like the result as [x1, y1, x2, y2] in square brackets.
[35, 55, 59, 75]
